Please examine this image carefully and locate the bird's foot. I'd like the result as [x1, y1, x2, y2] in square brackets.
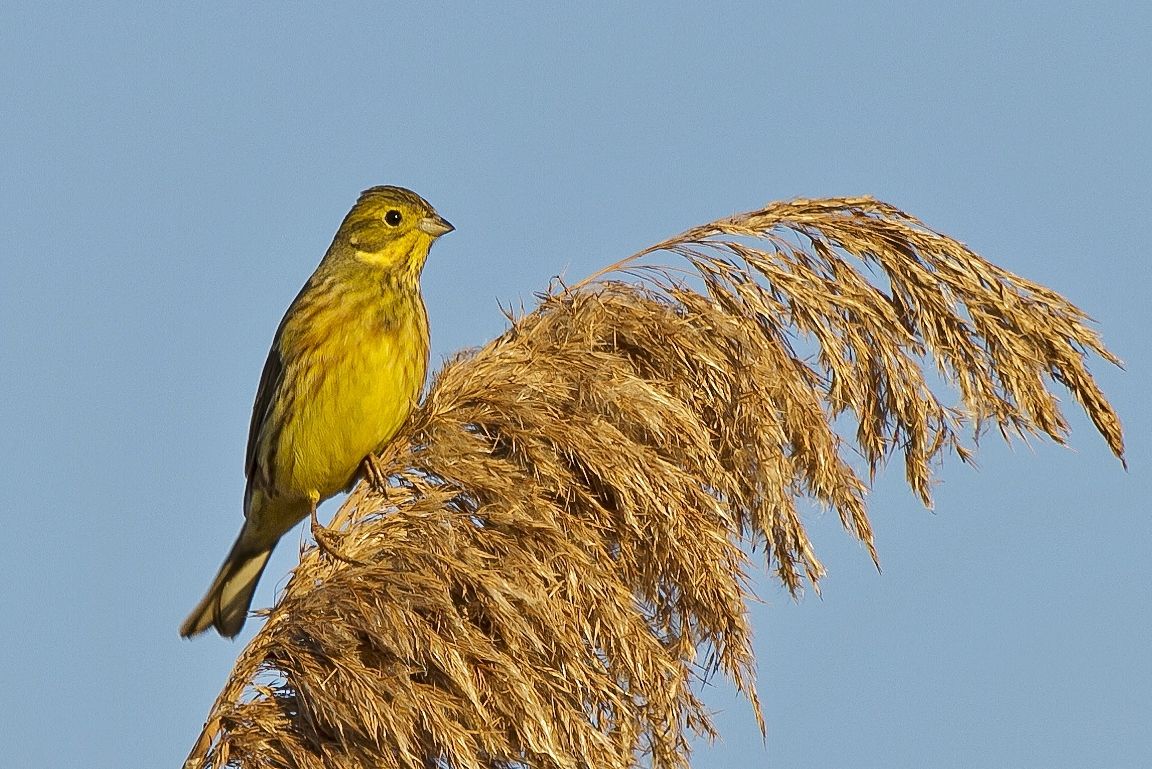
[362, 453, 391, 491]
[309, 504, 365, 566]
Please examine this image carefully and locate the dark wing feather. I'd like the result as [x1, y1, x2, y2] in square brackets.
[245, 280, 314, 484]
[245, 342, 284, 483]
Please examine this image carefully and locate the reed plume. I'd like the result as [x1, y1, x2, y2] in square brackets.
[184, 196, 1124, 769]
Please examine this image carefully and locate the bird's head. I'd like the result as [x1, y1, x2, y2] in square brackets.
[336, 186, 453, 274]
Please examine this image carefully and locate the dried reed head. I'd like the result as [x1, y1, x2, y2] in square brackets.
[185, 197, 1123, 769]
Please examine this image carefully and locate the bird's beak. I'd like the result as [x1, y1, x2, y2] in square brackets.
[418, 214, 454, 238]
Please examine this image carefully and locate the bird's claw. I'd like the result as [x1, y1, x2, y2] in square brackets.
[309, 504, 365, 566]
[362, 453, 391, 491]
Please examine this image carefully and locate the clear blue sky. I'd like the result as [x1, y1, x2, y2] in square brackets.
[2, 3, 1148, 767]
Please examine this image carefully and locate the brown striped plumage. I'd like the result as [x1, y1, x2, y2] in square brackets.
[181, 187, 452, 638]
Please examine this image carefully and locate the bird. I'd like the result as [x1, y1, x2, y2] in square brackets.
[180, 186, 452, 638]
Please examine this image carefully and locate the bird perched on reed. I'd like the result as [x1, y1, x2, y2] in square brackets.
[180, 186, 453, 638]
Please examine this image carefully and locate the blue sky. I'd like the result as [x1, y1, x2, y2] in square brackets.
[1, 2, 1148, 767]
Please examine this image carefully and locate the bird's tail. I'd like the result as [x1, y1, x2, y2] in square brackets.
[180, 533, 274, 638]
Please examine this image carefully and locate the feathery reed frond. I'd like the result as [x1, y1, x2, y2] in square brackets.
[185, 196, 1123, 769]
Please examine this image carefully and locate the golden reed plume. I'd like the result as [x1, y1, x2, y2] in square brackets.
[184, 196, 1123, 769]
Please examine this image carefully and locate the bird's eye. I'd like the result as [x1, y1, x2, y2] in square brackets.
[384, 210, 403, 226]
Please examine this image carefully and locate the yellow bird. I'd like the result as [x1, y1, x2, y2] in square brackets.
[181, 186, 452, 638]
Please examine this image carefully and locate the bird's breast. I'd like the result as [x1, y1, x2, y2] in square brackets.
[272, 287, 429, 501]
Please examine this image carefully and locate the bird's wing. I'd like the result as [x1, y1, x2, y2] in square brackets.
[245, 278, 315, 484]
[245, 342, 284, 483]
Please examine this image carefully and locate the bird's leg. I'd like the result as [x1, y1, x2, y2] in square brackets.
[309, 494, 364, 566]
[361, 452, 390, 491]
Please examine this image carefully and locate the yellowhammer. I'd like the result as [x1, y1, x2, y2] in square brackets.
[181, 186, 452, 638]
